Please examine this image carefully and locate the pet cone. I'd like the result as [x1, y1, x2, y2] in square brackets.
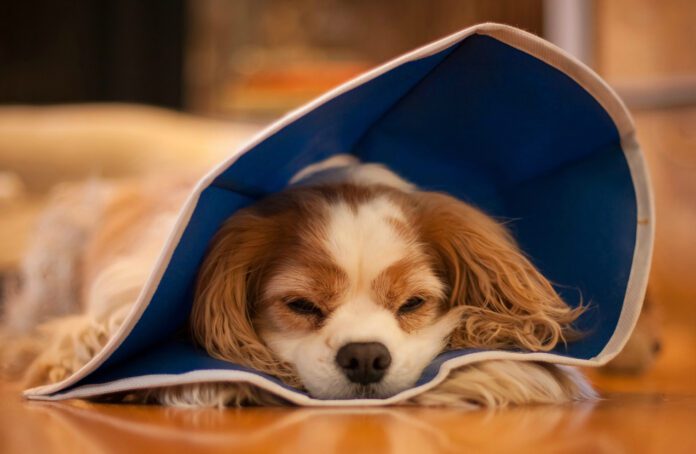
[26, 23, 653, 405]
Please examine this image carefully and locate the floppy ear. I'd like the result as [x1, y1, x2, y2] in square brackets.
[190, 208, 300, 386]
[414, 192, 584, 352]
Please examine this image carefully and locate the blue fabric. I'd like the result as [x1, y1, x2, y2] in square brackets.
[63, 33, 637, 397]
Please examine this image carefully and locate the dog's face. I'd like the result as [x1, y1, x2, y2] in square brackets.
[255, 190, 460, 398]
[191, 184, 581, 399]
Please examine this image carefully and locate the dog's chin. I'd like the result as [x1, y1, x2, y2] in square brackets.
[307, 385, 396, 400]
[347, 384, 389, 399]
[302, 378, 415, 400]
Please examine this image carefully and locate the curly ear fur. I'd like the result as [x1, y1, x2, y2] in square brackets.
[414, 192, 584, 352]
[190, 206, 302, 387]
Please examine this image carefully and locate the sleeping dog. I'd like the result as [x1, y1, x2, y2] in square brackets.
[1, 156, 596, 407]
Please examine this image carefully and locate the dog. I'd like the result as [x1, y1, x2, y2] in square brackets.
[1, 156, 597, 407]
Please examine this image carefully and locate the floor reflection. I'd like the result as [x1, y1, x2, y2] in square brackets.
[24, 398, 609, 454]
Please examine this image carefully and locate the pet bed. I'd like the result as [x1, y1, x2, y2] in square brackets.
[25, 23, 654, 406]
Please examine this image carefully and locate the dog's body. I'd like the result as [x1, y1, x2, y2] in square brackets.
[1, 157, 597, 407]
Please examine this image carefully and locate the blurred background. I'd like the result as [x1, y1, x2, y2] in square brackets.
[1, 0, 694, 386]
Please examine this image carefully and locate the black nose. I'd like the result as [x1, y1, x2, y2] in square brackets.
[336, 342, 391, 385]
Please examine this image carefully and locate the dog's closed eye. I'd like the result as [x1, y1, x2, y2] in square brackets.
[286, 298, 324, 318]
[398, 296, 426, 315]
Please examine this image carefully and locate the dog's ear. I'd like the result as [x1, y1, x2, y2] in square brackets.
[414, 192, 583, 352]
[190, 207, 299, 385]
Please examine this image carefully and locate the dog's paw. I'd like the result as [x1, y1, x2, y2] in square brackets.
[141, 382, 289, 408]
[21, 314, 118, 387]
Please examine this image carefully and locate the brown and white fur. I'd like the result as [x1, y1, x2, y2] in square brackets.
[1, 156, 596, 408]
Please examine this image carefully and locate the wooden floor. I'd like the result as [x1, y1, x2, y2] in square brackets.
[1, 321, 694, 454]
[0, 387, 693, 453]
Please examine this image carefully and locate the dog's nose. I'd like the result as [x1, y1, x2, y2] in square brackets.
[336, 342, 391, 385]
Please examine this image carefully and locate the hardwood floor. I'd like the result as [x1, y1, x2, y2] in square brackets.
[1, 387, 694, 453]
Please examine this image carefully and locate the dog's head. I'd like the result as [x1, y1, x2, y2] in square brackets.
[190, 183, 582, 399]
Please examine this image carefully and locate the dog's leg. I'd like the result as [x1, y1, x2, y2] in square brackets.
[3, 177, 189, 388]
[131, 382, 290, 408]
[10, 240, 159, 387]
[409, 360, 597, 408]
[2, 182, 106, 334]
[21, 308, 129, 387]
[20, 250, 159, 387]
[1, 182, 109, 381]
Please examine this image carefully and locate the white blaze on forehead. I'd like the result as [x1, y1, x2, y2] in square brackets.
[323, 196, 408, 290]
